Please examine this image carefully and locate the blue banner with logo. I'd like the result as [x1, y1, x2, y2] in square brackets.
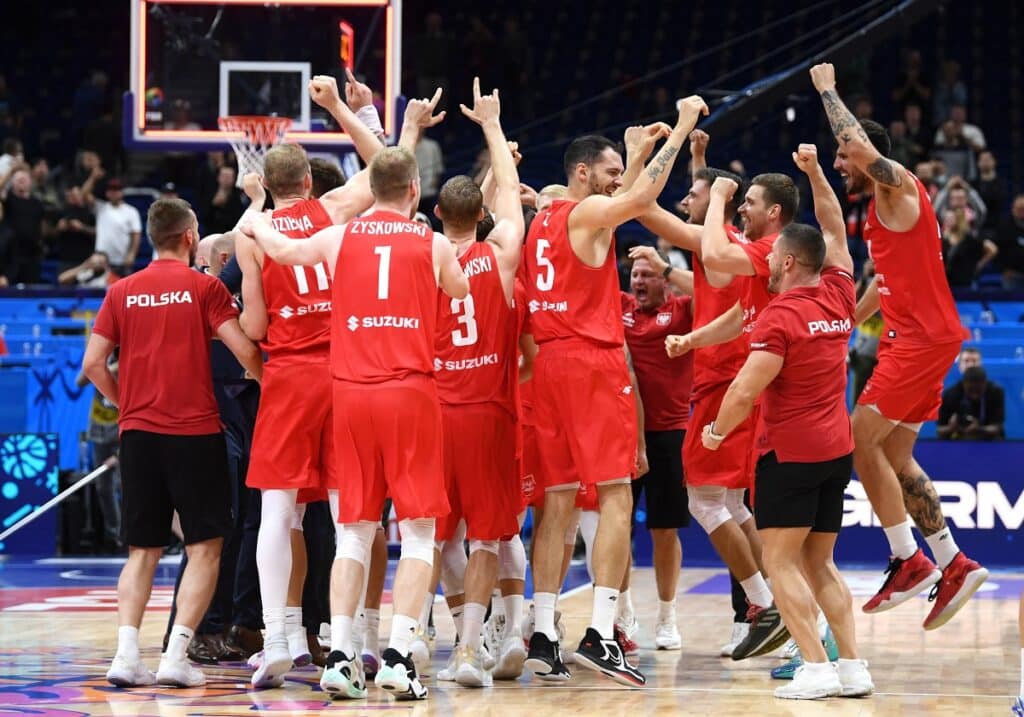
[0, 433, 59, 553]
[633, 440, 1024, 568]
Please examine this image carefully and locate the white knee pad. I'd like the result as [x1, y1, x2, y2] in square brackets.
[725, 488, 752, 525]
[440, 537, 467, 596]
[469, 538, 499, 555]
[291, 503, 307, 532]
[399, 518, 436, 564]
[336, 520, 376, 562]
[498, 534, 526, 581]
[564, 507, 581, 546]
[688, 485, 732, 535]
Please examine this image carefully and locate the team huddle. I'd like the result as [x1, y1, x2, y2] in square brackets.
[81, 62, 990, 703]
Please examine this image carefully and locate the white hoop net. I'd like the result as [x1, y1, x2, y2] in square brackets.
[218, 115, 293, 186]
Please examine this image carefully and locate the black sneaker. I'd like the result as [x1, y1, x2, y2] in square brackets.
[573, 627, 646, 687]
[525, 631, 570, 681]
[731, 603, 791, 660]
[375, 647, 427, 700]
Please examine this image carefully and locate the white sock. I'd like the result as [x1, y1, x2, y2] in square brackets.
[802, 660, 834, 674]
[417, 593, 434, 630]
[462, 603, 487, 651]
[657, 599, 676, 624]
[924, 528, 960, 569]
[330, 615, 354, 657]
[534, 592, 558, 641]
[165, 624, 193, 662]
[591, 586, 619, 639]
[490, 589, 505, 618]
[617, 588, 634, 622]
[364, 609, 380, 654]
[883, 519, 918, 560]
[116, 625, 140, 661]
[388, 614, 419, 657]
[285, 607, 303, 640]
[450, 603, 465, 641]
[740, 573, 773, 609]
[263, 606, 287, 643]
[503, 594, 524, 635]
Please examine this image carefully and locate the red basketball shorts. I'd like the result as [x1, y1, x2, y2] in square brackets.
[436, 403, 520, 541]
[332, 374, 448, 524]
[684, 380, 757, 491]
[518, 419, 542, 512]
[858, 339, 961, 424]
[247, 361, 336, 492]
[532, 340, 638, 490]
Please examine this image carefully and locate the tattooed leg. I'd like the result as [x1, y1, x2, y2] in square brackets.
[897, 464, 947, 537]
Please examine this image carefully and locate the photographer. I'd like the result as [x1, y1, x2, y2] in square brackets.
[937, 365, 1005, 440]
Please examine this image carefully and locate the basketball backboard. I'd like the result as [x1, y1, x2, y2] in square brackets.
[125, 0, 402, 152]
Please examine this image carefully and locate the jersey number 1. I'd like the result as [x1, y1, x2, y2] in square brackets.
[374, 245, 391, 300]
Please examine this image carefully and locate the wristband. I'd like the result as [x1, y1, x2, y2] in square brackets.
[708, 421, 727, 441]
[662, 264, 673, 278]
[355, 105, 386, 142]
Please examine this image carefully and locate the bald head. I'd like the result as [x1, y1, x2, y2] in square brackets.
[195, 234, 221, 269]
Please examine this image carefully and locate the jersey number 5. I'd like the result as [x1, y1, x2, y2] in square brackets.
[536, 239, 554, 291]
[450, 294, 478, 347]
[292, 263, 329, 295]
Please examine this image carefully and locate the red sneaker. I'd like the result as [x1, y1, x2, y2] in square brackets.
[862, 548, 941, 614]
[922, 552, 989, 630]
[613, 625, 639, 657]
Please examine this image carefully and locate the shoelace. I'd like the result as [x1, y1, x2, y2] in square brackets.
[926, 579, 943, 602]
[878, 556, 904, 590]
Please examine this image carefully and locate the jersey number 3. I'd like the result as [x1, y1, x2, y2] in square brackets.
[450, 294, 478, 347]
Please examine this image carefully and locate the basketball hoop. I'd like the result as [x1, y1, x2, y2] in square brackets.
[218, 115, 293, 186]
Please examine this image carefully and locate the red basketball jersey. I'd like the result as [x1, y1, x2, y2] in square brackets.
[865, 172, 965, 346]
[520, 199, 624, 348]
[435, 242, 518, 415]
[330, 209, 438, 383]
[261, 198, 334, 362]
[691, 226, 746, 398]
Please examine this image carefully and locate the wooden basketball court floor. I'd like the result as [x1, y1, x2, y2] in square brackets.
[0, 560, 1019, 716]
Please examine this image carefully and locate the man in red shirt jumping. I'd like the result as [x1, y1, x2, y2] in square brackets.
[702, 143, 873, 700]
[811, 62, 987, 630]
[84, 198, 263, 689]
[244, 141, 468, 702]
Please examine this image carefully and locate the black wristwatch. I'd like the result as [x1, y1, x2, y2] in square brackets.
[662, 264, 673, 278]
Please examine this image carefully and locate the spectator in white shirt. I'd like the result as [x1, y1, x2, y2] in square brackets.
[934, 104, 986, 153]
[91, 179, 141, 274]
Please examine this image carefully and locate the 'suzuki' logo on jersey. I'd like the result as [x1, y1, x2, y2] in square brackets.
[346, 315, 421, 332]
[272, 215, 315, 233]
[349, 220, 429, 237]
[462, 254, 493, 279]
[808, 318, 852, 335]
[434, 353, 500, 371]
[280, 306, 295, 319]
[528, 299, 568, 313]
[280, 302, 331, 320]
[126, 291, 193, 308]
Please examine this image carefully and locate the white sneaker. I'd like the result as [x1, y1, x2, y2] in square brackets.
[106, 655, 156, 687]
[436, 647, 459, 682]
[454, 645, 493, 688]
[287, 627, 311, 667]
[720, 622, 749, 657]
[493, 634, 527, 680]
[655, 621, 682, 650]
[251, 639, 291, 688]
[320, 651, 367, 699]
[484, 613, 506, 655]
[773, 663, 842, 700]
[156, 655, 206, 688]
[836, 658, 874, 697]
[779, 637, 800, 660]
[409, 630, 431, 676]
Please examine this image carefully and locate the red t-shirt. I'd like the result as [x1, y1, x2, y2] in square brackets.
[621, 291, 693, 431]
[866, 172, 965, 345]
[520, 199, 624, 348]
[690, 225, 746, 399]
[92, 259, 238, 435]
[261, 198, 334, 363]
[330, 210, 438, 383]
[748, 267, 856, 463]
[435, 242, 518, 416]
[737, 232, 778, 334]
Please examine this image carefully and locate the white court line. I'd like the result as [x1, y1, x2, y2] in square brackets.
[478, 683, 1014, 699]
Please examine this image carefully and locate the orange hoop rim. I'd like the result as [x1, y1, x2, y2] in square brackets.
[217, 115, 293, 144]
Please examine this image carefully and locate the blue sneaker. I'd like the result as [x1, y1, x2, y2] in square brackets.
[1012, 696, 1024, 716]
[770, 628, 839, 681]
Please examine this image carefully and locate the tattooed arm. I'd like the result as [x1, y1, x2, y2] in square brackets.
[569, 95, 708, 232]
[811, 62, 920, 231]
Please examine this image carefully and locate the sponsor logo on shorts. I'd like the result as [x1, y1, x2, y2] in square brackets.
[656, 312, 672, 326]
[280, 302, 331, 319]
[529, 299, 568, 314]
[622, 385, 632, 395]
[434, 353, 500, 371]
[346, 315, 421, 332]
[126, 290, 192, 308]
[521, 474, 536, 500]
[807, 318, 852, 335]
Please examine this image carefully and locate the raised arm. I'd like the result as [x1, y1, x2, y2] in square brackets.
[569, 96, 708, 232]
[792, 143, 853, 274]
[480, 141, 522, 210]
[460, 78, 524, 292]
[397, 88, 446, 153]
[619, 123, 672, 193]
[627, 244, 693, 295]
[241, 212, 342, 272]
[665, 301, 743, 358]
[702, 351, 782, 450]
[689, 129, 709, 180]
[309, 73, 383, 165]
[701, 177, 755, 278]
[637, 205, 702, 253]
[434, 233, 469, 299]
